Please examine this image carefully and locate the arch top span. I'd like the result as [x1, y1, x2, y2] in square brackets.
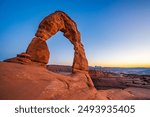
[36, 11, 81, 44]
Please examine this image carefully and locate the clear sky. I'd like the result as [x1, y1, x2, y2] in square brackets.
[0, 0, 150, 67]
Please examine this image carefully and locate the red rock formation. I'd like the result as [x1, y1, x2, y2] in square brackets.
[26, 37, 50, 64]
[4, 11, 94, 90]
[89, 70, 105, 79]
[5, 11, 88, 74]
[1, 62, 150, 100]
[0, 62, 96, 100]
[33, 11, 88, 74]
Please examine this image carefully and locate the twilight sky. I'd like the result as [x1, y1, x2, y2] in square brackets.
[0, 0, 150, 67]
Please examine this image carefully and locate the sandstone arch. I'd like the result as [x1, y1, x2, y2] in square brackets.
[5, 11, 89, 74]
[27, 11, 89, 74]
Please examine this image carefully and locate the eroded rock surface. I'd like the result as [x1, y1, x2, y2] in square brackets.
[0, 62, 96, 100]
[26, 37, 50, 64]
[1, 62, 150, 100]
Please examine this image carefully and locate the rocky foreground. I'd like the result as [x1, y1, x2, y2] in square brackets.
[0, 62, 96, 100]
[0, 62, 150, 100]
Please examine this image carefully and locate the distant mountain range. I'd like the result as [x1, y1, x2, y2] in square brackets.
[89, 66, 150, 75]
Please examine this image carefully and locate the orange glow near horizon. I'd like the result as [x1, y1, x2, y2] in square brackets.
[88, 48, 150, 68]
[90, 62, 150, 68]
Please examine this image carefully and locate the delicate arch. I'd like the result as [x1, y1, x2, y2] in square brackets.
[26, 11, 88, 74]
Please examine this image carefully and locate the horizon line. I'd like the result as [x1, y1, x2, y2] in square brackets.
[47, 64, 150, 68]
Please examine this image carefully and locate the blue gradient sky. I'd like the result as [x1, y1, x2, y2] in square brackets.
[0, 0, 150, 67]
